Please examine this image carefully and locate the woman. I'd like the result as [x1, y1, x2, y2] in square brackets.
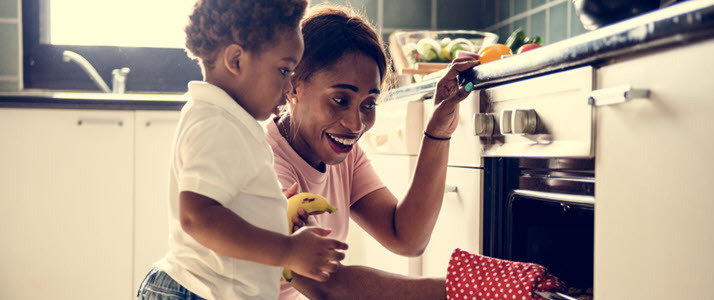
[267, 4, 479, 299]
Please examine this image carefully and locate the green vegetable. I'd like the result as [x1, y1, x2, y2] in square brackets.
[505, 28, 544, 53]
[505, 28, 527, 54]
[524, 36, 543, 45]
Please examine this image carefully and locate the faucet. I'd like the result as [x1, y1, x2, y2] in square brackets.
[62, 50, 130, 94]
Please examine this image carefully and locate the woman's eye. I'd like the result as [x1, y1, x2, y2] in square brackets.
[363, 103, 377, 110]
[279, 68, 294, 77]
[332, 97, 347, 105]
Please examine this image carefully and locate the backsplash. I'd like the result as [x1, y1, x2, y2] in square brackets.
[313, 0, 588, 46]
[0, 0, 21, 91]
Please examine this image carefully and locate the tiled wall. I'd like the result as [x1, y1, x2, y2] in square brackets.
[311, 0, 589, 46]
[0, 0, 20, 91]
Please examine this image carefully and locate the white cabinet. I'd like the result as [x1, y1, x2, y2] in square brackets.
[0, 108, 135, 300]
[0, 108, 180, 300]
[133, 111, 179, 294]
[420, 166, 481, 277]
[594, 39, 714, 299]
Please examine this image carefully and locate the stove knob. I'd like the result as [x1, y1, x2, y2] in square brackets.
[512, 109, 537, 135]
[473, 113, 495, 137]
[500, 110, 513, 134]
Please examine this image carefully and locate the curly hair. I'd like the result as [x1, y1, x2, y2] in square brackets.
[185, 0, 309, 69]
[293, 4, 389, 89]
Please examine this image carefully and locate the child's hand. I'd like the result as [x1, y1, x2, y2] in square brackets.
[285, 226, 348, 282]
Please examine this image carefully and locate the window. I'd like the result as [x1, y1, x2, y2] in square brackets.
[23, 0, 202, 93]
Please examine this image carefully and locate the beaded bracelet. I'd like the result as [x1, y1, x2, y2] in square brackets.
[424, 131, 451, 141]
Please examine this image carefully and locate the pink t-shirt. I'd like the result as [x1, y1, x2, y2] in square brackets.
[265, 119, 385, 300]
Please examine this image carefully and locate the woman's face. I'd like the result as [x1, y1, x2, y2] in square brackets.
[290, 52, 381, 166]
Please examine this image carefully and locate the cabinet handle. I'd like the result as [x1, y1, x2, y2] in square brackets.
[588, 84, 650, 107]
[145, 119, 178, 127]
[444, 185, 458, 194]
[77, 118, 123, 127]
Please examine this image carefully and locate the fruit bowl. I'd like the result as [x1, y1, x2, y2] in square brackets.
[394, 30, 499, 66]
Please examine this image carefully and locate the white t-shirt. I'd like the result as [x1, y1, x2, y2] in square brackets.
[154, 81, 288, 300]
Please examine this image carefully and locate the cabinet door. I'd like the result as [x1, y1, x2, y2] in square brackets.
[594, 39, 714, 299]
[344, 154, 413, 276]
[0, 108, 134, 300]
[133, 111, 179, 294]
[421, 166, 482, 277]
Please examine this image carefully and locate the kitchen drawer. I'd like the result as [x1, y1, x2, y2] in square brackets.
[423, 91, 482, 168]
[360, 97, 424, 156]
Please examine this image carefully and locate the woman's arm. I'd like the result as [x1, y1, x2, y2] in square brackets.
[350, 58, 480, 256]
[290, 264, 445, 300]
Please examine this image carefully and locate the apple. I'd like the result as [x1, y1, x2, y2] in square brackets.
[517, 43, 541, 54]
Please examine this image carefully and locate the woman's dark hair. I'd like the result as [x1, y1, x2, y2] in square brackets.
[185, 0, 308, 69]
[293, 4, 389, 88]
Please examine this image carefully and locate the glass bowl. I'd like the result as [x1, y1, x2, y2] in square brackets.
[394, 30, 499, 66]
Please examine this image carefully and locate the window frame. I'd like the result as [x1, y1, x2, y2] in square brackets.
[22, 0, 202, 93]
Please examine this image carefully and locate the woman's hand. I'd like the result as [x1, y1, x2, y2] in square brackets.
[285, 226, 348, 282]
[425, 57, 480, 139]
[283, 183, 326, 233]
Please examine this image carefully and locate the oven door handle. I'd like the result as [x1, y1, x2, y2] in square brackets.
[535, 291, 579, 300]
[511, 189, 595, 206]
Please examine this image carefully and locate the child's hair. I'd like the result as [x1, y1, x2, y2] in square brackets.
[292, 4, 389, 90]
[185, 0, 309, 69]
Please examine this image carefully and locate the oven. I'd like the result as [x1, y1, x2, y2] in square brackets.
[472, 66, 597, 299]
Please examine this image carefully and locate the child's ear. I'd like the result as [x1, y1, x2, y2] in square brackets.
[223, 44, 244, 75]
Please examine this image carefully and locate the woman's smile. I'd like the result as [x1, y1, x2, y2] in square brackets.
[325, 132, 359, 154]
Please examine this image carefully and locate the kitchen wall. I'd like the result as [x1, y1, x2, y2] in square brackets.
[0, 0, 589, 92]
[0, 0, 21, 91]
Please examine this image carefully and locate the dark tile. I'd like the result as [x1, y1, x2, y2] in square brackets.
[0, 0, 17, 19]
[548, 2, 568, 43]
[512, 17, 527, 34]
[383, 0, 432, 28]
[482, 0, 496, 29]
[497, 0, 511, 22]
[0, 23, 19, 77]
[437, 0, 484, 29]
[514, 0, 528, 15]
[532, 0, 547, 8]
[495, 25, 512, 44]
[529, 10, 546, 42]
[569, 1, 588, 37]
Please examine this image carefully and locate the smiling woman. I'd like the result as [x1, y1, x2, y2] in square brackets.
[22, 0, 202, 93]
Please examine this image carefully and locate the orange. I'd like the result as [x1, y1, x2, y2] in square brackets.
[478, 44, 513, 64]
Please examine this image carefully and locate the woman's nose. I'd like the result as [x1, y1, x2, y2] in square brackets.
[340, 109, 365, 133]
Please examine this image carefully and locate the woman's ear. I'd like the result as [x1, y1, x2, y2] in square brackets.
[288, 82, 301, 105]
[223, 44, 244, 75]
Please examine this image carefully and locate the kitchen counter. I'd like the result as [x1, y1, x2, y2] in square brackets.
[0, 90, 186, 110]
[388, 0, 714, 99]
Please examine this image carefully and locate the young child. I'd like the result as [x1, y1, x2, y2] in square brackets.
[136, 1, 348, 299]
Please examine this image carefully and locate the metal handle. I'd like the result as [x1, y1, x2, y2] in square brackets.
[77, 118, 124, 127]
[145, 119, 178, 127]
[589, 84, 650, 106]
[444, 185, 458, 194]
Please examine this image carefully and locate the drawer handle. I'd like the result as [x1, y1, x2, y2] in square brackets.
[145, 119, 178, 127]
[589, 84, 650, 107]
[77, 118, 123, 127]
[444, 185, 458, 194]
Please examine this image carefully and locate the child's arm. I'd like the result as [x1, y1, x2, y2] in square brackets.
[179, 191, 348, 282]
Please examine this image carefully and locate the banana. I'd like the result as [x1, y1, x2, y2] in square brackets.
[282, 192, 337, 282]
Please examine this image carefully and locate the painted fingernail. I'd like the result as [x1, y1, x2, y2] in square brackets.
[465, 82, 473, 92]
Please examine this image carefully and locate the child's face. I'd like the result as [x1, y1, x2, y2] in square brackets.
[235, 27, 304, 121]
[289, 52, 381, 166]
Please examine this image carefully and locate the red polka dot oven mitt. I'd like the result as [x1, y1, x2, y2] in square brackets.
[446, 248, 565, 300]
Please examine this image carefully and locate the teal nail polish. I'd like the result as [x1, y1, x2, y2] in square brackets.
[465, 82, 473, 92]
